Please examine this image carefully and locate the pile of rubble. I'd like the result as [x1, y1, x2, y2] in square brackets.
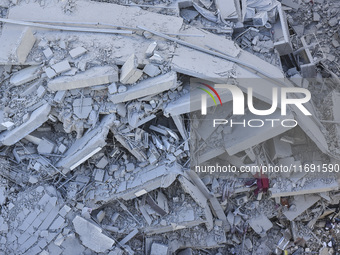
[0, 0, 339, 254]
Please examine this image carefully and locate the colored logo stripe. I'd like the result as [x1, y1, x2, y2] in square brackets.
[198, 87, 217, 106]
[200, 83, 223, 105]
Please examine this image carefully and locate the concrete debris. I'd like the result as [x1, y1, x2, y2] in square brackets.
[69, 46, 87, 59]
[48, 66, 119, 91]
[10, 65, 40, 86]
[150, 242, 168, 255]
[0, 0, 339, 254]
[109, 72, 177, 104]
[120, 54, 143, 84]
[72, 215, 115, 253]
[0, 103, 51, 146]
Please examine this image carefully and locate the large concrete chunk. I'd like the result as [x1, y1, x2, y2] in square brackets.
[16, 27, 36, 63]
[72, 215, 114, 253]
[10, 66, 40, 86]
[56, 115, 115, 173]
[48, 66, 118, 91]
[0, 103, 51, 146]
[109, 72, 177, 104]
[8, 1, 183, 34]
[120, 54, 143, 84]
[0, 25, 36, 64]
[270, 178, 339, 197]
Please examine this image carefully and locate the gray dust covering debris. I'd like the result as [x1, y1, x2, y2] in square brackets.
[0, 0, 339, 254]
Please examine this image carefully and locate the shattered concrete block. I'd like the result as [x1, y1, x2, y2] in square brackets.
[109, 72, 177, 104]
[120, 54, 143, 84]
[54, 90, 67, 104]
[37, 138, 55, 155]
[48, 66, 118, 91]
[143, 64, 161, 77]
[43, 48, 53, 59]
[145, 42, 157, 58]
[10, 66, 40, 86]
[150, 242, 168, 255]
[0, 103, 51, 146]
[56, 114, 115, 173]
[45, 67, 57, 79]
[96, 156, 108, 169]
[69, 46, 87, 58]
[72, 215, 114, 253]
[51, 60, 71, 74]
[96, 211, 105, 223]
[108, 82, 117, 94]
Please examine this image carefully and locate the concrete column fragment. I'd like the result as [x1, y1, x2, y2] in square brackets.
[10, 65, 40, 86]
[109, 72, 177, 104]
[48, 66, 119, 91]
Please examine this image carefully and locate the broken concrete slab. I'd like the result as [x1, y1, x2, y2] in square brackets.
[73, 98, 93, 119]
[223, 106, 295, 156]
[215, 0, 238, 21]
[88, 164, 182, 207]
[0, 103, 51, 146]
[8, 1, 183, 35]
[72, 215, 114, 253]
[56, 114, 115, 173]
[109, 72, 177, 104]
[48, 66, 118, 91]
[270, 178, 339, 197]
[283, 195, 320, 221]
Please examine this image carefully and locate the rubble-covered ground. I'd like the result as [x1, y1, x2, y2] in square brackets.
[0, 0, 340, 254]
